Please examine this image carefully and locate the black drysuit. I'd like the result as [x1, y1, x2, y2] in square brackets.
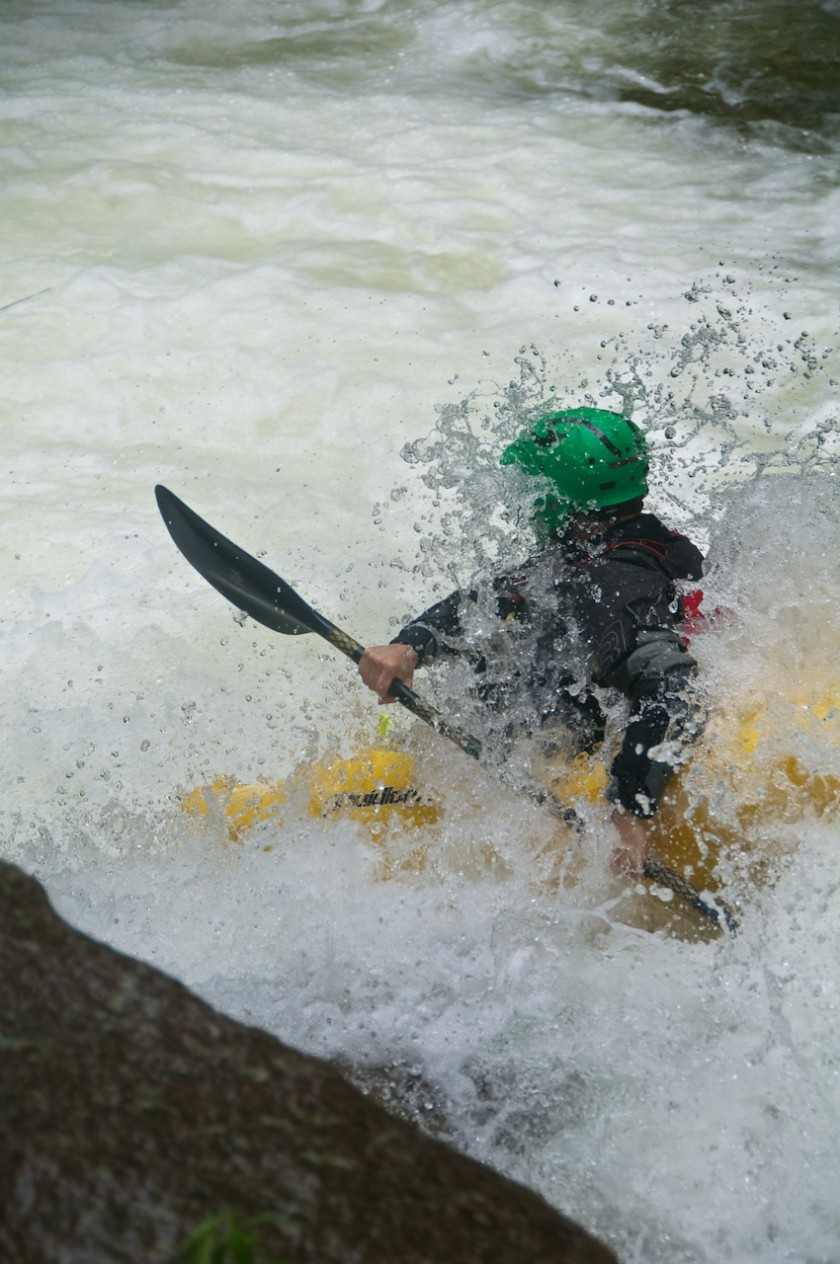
[392, 513, 705, 817]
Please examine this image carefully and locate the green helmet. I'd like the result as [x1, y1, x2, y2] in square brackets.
[500, 407, 649, 536]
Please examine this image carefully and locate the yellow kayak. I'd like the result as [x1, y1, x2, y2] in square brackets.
[182, 745, 441, 866]
[183, 679, 840, 906]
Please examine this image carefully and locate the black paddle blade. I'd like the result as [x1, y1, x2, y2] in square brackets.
[156, 485, 320, 638]
[156, 485, 478, 754]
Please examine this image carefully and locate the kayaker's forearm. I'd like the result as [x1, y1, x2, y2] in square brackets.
[391, 589, 467, 666]
[608, 665, 702, 816]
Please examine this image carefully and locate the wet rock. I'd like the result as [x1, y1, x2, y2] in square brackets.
[337, 1055, 457, 1141]
[0, 860, 617, 1264]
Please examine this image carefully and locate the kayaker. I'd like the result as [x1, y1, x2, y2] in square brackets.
[358, 408, 704, 878]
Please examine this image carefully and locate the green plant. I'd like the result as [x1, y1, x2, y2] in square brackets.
[175, 1210, 287, 1264]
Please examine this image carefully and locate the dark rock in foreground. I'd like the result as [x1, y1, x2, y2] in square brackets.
[0, 860, 618, 1263]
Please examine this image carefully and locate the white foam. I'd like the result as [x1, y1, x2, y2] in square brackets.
[2, 3, 839, 1260]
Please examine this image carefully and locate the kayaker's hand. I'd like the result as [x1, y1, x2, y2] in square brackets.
[359, 643, 418, 703]
[610, 808, 649, 880]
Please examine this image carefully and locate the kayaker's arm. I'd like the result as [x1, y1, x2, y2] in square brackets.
[606, 654, 700, 818]
[602, 640, 701, 880]
[389, 589, 470, 666]
[609, 808, 651, 878]
[359, 587, 474, 701]
[574, 543, 703, 827]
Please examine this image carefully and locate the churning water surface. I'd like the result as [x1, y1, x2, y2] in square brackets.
[2, 2, 840, 1261]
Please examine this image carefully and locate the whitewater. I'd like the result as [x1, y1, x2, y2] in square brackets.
[2, 2, 839, 1261]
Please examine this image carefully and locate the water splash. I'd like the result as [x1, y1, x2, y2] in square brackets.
[395, 273, 839, 579]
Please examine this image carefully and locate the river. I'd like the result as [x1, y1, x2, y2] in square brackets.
[2, 2, 839, 1260]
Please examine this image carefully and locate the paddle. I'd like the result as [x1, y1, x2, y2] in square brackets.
[155, 485, 482, 758]
[155, 484, 736, 934]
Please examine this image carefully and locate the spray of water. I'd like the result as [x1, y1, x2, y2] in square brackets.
[395, 272, 838, 578]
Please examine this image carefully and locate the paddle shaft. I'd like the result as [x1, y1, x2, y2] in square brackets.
[307, 620, 483, 760]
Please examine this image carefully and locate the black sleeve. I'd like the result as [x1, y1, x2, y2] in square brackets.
[391, 589, 472, 667]
[576, 547, 703, 817]
[607, 663, 700, 817]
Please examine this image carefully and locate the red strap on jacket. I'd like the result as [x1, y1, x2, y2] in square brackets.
[679, 588, 706, 642]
